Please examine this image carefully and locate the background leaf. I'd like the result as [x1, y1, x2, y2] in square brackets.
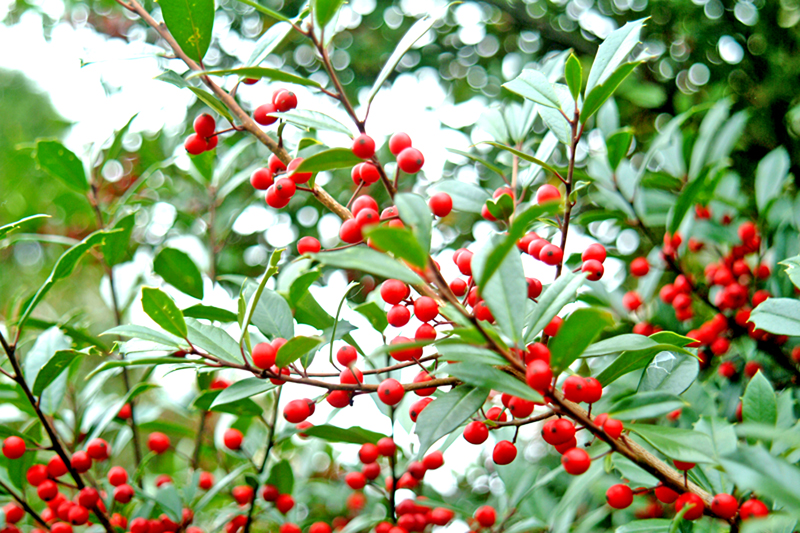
[141, 288, 188, 339]
[742, 371, 777, 426]
[34, 140, 88, 193]
[159, 0, 215, 63]
[154, 248, 204, 299]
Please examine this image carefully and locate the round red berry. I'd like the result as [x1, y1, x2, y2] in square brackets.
[193, 114, 215, 138]
[148, 432, 170, 454]
[492, 440, 517, 465]
[185, 134, 209, 155]
[252, 342, 277, 370]
[463, 421, 488, 444]
[582, 259, 604, 281]
[397, 147, 424, 174]
[378, 378, 405, 405]
[739, 498, 769, 519]
[474, 506, 496, 527]
[582, 243, 607, 263]
[352, 134, 376, 159]
[675, 493, 705, 520]
[526, 360, 552, 392]
[273, 90, 297, 112]
[710, 493, 738, 519]
[254, 103, 278, 125]
[3, 436, 25, 459]
[266, 185, 290, 209]
[250, 168, 274, 190]
[377, 437, 396, 456]
[630, 257, 650, 277]
[223, 428, 243, 450]
[539, 244, 563, 265]
[413, 296, 439, 322]
[389, 132, 412, 155]
[561, 448, 591, 475]
[536, 184, 561, 204]
[428, 193, 453, 217]
[606, 484, 633, 509]
[284, 399, 312, 423]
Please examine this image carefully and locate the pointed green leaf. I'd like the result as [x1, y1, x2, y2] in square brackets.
[585, 18, 646, 95]
[480, 141, 562, 178]
[626, 423, 714, 463]
[548, 308, 613, 374]
[187, 87, 234, 123]
[580, 62, 641, 123]
[32, 350, 83, 397]
[503, 69, 562, 109]
[0, 215, 49, 241]
[442, 363, 542, 404]
[185, 318, 242, 364]
[34, 140, 88, 193]
[189, 67, 320, 88]
[395, 192, 432, 255]
[159, 0, 215, 63]
[363, 226, 427, 269]
[270, 110, 352, 136]
[293, 148, 363, 174]
[415, 386, 489, 458]
[743, 371, 777, 426]
[154, 248, 204, 300]
[182, 305, 237, 322]
[301, 424, 387, 444]
[524, 271, 587, 343]
[210, 377, 275, 409]
[309, 248, 423, 285]
[565, 54, 582, 100]
[141, 288, 187, 339]
[755, 146, 790, 214]
[749, 297, 800, 336]
[606, 128, 633, 171]
[275, 336, 324, 367]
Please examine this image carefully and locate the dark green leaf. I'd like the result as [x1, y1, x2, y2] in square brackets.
[141, 288, 188, 339]
[293, 148, 363, 174]
[365, 226, 427, 269]
[749, 297, 800, 336]
[484, 192, 515, 220]
[309, 247, 423, 285]
[275, 336, 323, 367]
[159, 0, 214, 63]
[210, 377, 274, 409]
[189, 67, 320, 88]
[585, 18, 645, 95]
[502, 68, 561, 109]
[353, 302, 388, 332]
[580, 62, 641, 123]
[312, 0, 344, 29]
[154, 248, 204, 300]
[524, 271, 587, 343]
[596, 345, 691, 387]
[187, 87, 234, 123]
[182, 305, 237, 322]
[428, 181, 490, 214]
[266, 459, 294, 494]
[743, 371, 777, 426]
[301, 424, 388, 444]
[192, 390, 262, 416]
[626, 423, 714, 463]
[32, 350, 82, 396]
[34, 140, 88, 193]
[415, 386, 489, 457]
[667, 167, 709, 234]
[270, 110, 351, 136]
[102, 213, 135, 267]
[395, 192, 433, 255]
[606, 128, 633, 171]
[565, 54, 582, 100]
[0, 214, 49, 241]
[582, 334, 660, 357]
[436, 343, 508, 366]
[443, 363, 542, 403]
[608, 391, 687, 420]
[549, 308, 613, 373]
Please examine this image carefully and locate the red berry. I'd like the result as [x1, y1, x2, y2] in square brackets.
[561, 448, 591, 475]
[463, 421, 489, 444]
[526, 342, 551, 365]
[250, 168, 274, 190]
[397, 147, 424, 174]
[339, 367, 363, 385]
[352, 134, 376, 159]
[486, 406, 507, 422]
[335, 345, 357, 367]
[254, 103, 278, 125]
[198, 472, 214, 490]
[474, 506, 496, 527]
[185, 134, 209, 155]
[268, 154, 287, 174]
[284, 399, 312, 423]
[409, 397, 433, 422]
[582, 259, 604, 281]
[492, 440, 517, 465]
[287, 158, 312, 184]
[582, 243, 607, 263]
[541, 419, 575, 445]
[47, 455, 67, 478]
[51, 523, 73, 533]
[3, 503, 24, 524]
[276, 494, 295, 514]
[675, 493, 705, 520]
[526, 360, 552, 392]
[352, 196, 379, 217]
[148, 432, 170, 454]
[582, 377, 603, 403]
[739, 498, 769, 519]
[223, 428, 243, 450]
[266, 185, 290, 209]
[261, 484, 278, 502]
[345, 471, 367, 490]
[630, 257, 650, 277]
[378, 378, 405, 405]
[622, 291, 643, 311]
[27, 464, 48, 486]
[389, 132, 412, 155]
[413, 296, 439, 322]
[412, 371, 436, 396]
[274, 177, 296, 199]
[273, 90, 297, 112]
[381, 279, 409, 305]
[113, 484, 134, 504]
[508, 397, 534, 418]
[358, 443, 379, 464]
[422, 450, 444, 470]
[415, 324, 437, 341]
[456, 250, 473, 276]
[309, 523, 332, 533]
[193, 114, 216, 138]
[654, 484, 679, 504]
[387, 305, 410, 327]
[539, 244, 563, 265]
[673, 460, 695, 471]
[606, 484, 633, 509]
[603, 418, 623, 439]
[536, 184, 561, 204]
[710, 493, 738, 519]
[327, 390, 352, 408]
[252, 342, 277, 370]
[108, 466, 128, 487]
[3, 436, 25, 459]
[117, 403, 132, 419]
[430, 508, 454, 526]
[429, 193, 453, 217]
[407, 461, 426, 479]
[297, 236, 321, 255]
[232, 485, 254, 505]
[355, 207, 380, 228]
[377, 437, 396, 456]
[738, 221, 757, 242]
[339, 219, 363, 243]
[362, 462, 381, 480]
[562, 375, 586, 403]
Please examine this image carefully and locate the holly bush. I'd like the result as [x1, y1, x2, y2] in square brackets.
[2, 2, 800, 533]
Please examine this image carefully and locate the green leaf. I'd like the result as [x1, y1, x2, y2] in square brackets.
[395, 192, 433, 255]
[103, 325, 185, 348]
[756, 147, 791, 215]
[288, 270, 321, 307]
[159, 0, 214, 63]
[446, 148, 506, 179]
[428, 180, 490, 214]
[192, 390, 262, 416]
[743, 371, 777, 426]
[719, 447, 800, 514]
[187, 87, 234, 123]
[102, 213, 135, 267]
[156, 484, 183, 523]
[615, 520, 672, 533]
[32, 350, 82, 397]
[608, 391, 687, 420]
[565, 54, 582, 100]
[85, 382, 158, 444]
[105, 113, 137, 163]
[210, 377, 274, 409]
[443, 363, 542, 403]
[248, 287, 294, 340]
[749, 297, 800, 336]
[186, 318, 243, 364]
[638, 353, 699, 395]
[309, 247, 423, 285]
[18, 229, 116, 331]
[362, 226, 426, 269]
[141, 288, 188, 339]
[436, 343, 508, 366]
[583, 334, 660, 357]
[502, 68, 562, 109]
[367, 8, 444, 105]
[275, 336, 323, 367]
[479, 141, 562, 178]
[353, 302, 388, 332]
[626, 423, 714, 463]
[779, 255, 800, 290]
[34, 140, 88, 193]
[667, 166, 709, 234]
[293, 148, 363, 174]
[182, 305, 237, 322]
[585, 18, 646, 95]
[194, 463, 252, 512]
[311, 0, 344, 29]
[580, 62, 641, 123]
[415, 386, 489, 457]
[606, 128, 633, 171]
[471, 235, 527, 345]
[270, 110, 352, 136]
[548, 308, 613, 373]
[23, 327, 70, 414]
[301, 424, 387, 444]
[266, 459, 294, 494]
[86, 357, 194, 379]
[155, 70, 190, 88]
[524, 271, 587, 343]
[188, 67, 320, 87]
[0, 214, 49, 241]
[484, 193, 515, 220]
[232, 0, 289, 22]
[154, 248, 204, 300]
[596, 345, 691, 387]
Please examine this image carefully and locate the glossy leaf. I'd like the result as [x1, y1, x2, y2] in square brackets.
[159, 0, 214, 63]
[606, 128, 633, 171]
[565, 53, 582, 100]
[580, 62, 641, 123]
[363, 226, 427, 269]
[309, 247, 423, 285]
[415, 386, 489, 458]
[638, 352, 699, 395]
[718, 447, 800, 513]
[301, 424, 387, 445]
[186, 318, 243, 364]
[154, 248, 204, 300]
[102, 213, 135, 267]
[182, 305, 237, 323]
[395, 192, 433, 255]
[503, 68, 562, 109]
[755, 147, 791, 214]
[187, 87, 234, 123]
[548, 308, 613, 373]
[749, 297, 800, 336]
[779, 255, 800, 290]
[585, 18, 646, 95]
[311, 0, 344, 29]
[666, 166, 708, 234]
[626, 423, 714, 463]
[32, 350, 82, 397]
[608, 391, 686, 420]
[524, 271, 587, 343]
[275, 336, 323, 367]
[443, 363, 542, 403]
[103, 325, 185, 348]
[210, 377, 274, 409]
[34, 140, 88, 193]
[353, 302, 388, 332]
[189, 67, 320, 87]
[193, 390, 262, 416]
[742, 371, 777, 426]
[86, 357, 195, 379]
[436, 343, 508, 366]
[23, 327, 70, 414]
[293, 148, 363, 174]
[247, 287, 295, 340]
[141, 288, 188, 339]
[270, 110, 352, 136]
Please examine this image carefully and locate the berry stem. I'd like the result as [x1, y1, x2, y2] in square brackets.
[0, 479, 49, 528]
[244, 385, 282, 533]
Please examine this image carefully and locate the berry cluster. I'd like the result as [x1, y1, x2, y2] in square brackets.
[184, 114, 219, 155]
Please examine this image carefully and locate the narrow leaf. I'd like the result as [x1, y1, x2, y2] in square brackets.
[188, 67, 320, 87]
[548, 308, 613, 373]
[270, 110, 352, 136]
[309, 248, 423, 285]
[275, 336, 323, 367]
[585, 18, 646, 95]
[415, 386, 489, 457]
[32, 350, 83, 397]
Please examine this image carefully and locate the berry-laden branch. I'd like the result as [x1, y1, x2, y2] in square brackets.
[0, 479, 49, 528]
[117, 0, 353, 221]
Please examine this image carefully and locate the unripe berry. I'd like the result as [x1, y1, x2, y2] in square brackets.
[428, 192, 453, 217]
[562, 448, 591, 475]
[352, 134, 376, 159]
[254, 103, 278, 125]
[397, 147, 425, 174]
[606, 484, 634, 509]
[389, 132, 412, 155]
[223, 428, 243, 450]
[492, 441, 517, 465]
